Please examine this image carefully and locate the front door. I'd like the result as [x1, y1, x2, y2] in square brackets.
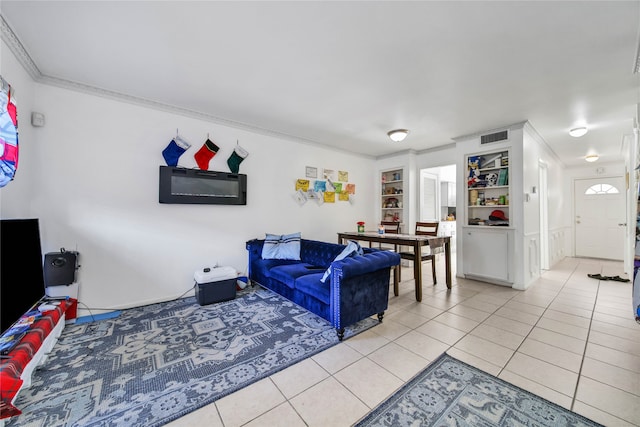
[574, 176, 626, 260]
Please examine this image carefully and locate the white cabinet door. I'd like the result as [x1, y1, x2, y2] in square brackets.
[462, 227, 510, 283]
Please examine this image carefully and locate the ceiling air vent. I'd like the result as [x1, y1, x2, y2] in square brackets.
[481, 130, 508, 144]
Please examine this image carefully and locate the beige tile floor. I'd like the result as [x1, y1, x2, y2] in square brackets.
[168, 256, 640, 427]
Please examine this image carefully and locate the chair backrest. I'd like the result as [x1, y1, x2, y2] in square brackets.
[381, 221, 401, 234]
[415, 221, 439, 236]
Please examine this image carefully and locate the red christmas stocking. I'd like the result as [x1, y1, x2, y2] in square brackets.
[194, 139, 219, 170]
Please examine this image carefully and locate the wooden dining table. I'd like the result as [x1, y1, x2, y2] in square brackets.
[337, 231, 451, 302]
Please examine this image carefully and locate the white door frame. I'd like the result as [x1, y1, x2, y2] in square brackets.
[539, 160, 549, 270]
[419, 170, 440, 221]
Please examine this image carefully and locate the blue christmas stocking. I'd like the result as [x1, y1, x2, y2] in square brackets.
[162, 136, 191, 167]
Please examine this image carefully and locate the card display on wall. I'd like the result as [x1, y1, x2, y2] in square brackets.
[292, 167, 354, 206]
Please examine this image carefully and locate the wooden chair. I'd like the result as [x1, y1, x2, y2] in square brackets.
[377, 221, 401, 250]
[398, 221, 440, 284]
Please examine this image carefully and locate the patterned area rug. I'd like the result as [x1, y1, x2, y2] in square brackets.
[7, 287, 377, 427]
[355, 353, 602, 427]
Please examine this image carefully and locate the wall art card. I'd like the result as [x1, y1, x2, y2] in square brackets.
[323, 191, 335, 203]
[338, 170, 348, 182]
[333, 182, 342, 193]
[296, 179, 309, 191]
[306, 190, 319, 199]
[346, 183, 356, 194]
[293, 189, 308, 206]
[305, 166, 317, 178]
[323, 169, 335, 180]
[326, 178, 335, 191]
[338, 191, 349, 201]
[314, 180, 326, 192]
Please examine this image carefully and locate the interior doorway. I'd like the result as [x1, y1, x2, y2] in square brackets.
[419, 164, 457, 253]
[574, 176, 626, 260]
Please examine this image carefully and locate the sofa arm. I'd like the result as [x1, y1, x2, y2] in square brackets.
[329, 251, 400, 330]
[331, 250, 400, 279]
[246, 239, 264, 260]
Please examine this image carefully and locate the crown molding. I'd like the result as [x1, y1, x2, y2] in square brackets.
[416, 142, 456, 156]
[0, 13, 374, 160]
[1, 14, 41, 80]
[523, 121, 565, 167]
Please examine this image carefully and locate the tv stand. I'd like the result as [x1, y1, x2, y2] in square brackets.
[0, 299, 75, 422]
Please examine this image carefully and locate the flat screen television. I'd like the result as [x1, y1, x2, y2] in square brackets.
[1, 218, 46, 333]
[159, 166, 247, 205]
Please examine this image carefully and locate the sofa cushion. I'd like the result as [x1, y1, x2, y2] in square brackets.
[261, 232, 301, 260]
[294, 273, 330, 305]
[268, 264, 323, 289]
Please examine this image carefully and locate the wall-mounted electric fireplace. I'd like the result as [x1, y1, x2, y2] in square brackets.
[159, 166, 247, 205]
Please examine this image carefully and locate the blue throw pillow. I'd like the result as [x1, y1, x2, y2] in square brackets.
[261, 232, 301, 260]
[321, 240, 363, 283]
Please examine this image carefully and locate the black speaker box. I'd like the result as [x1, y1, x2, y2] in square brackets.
[44, 251, 78, 287]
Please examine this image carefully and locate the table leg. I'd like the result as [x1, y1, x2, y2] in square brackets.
[445, 239, 452, 289]
[393, 266, 399, 296]
[414, 241, 422, 302]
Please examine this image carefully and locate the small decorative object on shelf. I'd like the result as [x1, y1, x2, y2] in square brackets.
[378, 224, 385, 234]
[357, 221, 365, 233]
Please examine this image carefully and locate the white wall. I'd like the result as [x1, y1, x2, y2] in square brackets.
[520, 123, 567, 286]
[2, 50, 377, 314]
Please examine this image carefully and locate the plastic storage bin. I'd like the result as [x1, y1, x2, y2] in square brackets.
[194, 266, 237, 306]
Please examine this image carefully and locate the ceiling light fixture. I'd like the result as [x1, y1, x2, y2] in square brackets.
[569, 127, 588, 137]
[387, 129, 409, 142]
[585, 154, 599, 162]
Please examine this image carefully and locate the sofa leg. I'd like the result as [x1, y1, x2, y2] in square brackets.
[336, 328, 345, 341]
[377, 312, 384, 322]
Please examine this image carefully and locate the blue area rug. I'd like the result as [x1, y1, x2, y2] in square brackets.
[7, 287, 377, 426]
[355, 353, 602, 427]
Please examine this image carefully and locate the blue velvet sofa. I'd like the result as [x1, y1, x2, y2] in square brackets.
[246, 238, 400, 340]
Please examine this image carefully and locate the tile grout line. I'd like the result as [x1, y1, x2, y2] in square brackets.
[568, 275, 600, 414]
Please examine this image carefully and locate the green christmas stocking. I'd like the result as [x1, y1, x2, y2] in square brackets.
[227, 145, 249, 173]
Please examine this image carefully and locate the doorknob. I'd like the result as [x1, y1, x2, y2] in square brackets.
[576, 220, 581, 224]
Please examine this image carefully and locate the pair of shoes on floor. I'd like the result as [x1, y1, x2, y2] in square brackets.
[587, 273, 630, 282]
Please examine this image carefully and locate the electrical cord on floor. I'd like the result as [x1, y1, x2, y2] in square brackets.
[76, 284, 197, 315]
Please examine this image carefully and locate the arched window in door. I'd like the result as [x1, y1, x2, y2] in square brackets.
[584, 183, 620, 195]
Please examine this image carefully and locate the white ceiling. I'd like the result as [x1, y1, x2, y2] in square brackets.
[1, 1, 639, 165]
